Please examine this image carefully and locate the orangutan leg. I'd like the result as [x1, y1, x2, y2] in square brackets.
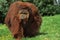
[15, 27, 24, 40]
[16, 36, 21, 40]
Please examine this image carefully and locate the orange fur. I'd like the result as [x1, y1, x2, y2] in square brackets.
[5, 1, 42, 40]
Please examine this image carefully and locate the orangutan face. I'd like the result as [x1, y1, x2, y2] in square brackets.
[17, 9, 29, 21]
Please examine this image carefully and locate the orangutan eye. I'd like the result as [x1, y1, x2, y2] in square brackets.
[23, 13, 27, 15]
[23, 13, 26, 14]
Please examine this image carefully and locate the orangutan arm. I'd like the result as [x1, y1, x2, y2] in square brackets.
[4, 13, 11, 28]
[34, 12, 42, 26]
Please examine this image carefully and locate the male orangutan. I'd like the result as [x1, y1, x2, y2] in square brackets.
[5, 1, 42, 40]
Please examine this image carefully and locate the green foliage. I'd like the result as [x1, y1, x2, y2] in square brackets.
[32, 0, 56, 16]
[0, 0, 14, 23]
[0, 0, 9, 23]
[40, 4, 56, 16]
[55, 6, 60, 14]
[0, 0, 9, 14]
[22, 0, 60, 16]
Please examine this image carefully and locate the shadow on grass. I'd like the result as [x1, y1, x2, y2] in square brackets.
[24, 32, 48, 38]
[38, 32, 48, 35]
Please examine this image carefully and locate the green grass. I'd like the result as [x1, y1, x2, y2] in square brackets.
[0, 14, 60, 40]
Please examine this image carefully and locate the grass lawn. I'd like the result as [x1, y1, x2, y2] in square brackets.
[0, 14, 60, 40]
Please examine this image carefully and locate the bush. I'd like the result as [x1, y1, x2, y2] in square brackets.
[40, 4, 56, 16]
[33, 0, 56, 16]
[0, 0, 9, 23]
[55, 6, 60, 14]
[0, 0, 15, 23]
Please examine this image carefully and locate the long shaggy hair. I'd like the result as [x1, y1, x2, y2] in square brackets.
[5, 1, 42, 40]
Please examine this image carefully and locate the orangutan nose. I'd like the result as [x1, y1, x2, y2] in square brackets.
[20, 14, 26, 19]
